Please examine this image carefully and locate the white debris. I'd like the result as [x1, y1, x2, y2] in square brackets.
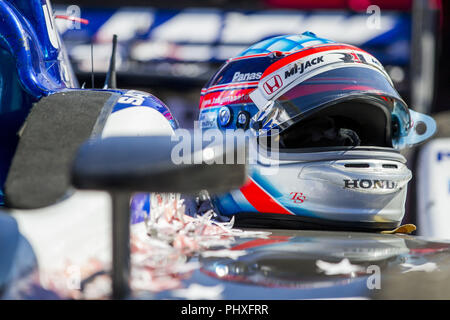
[171, 284, 224, 300]
[316, 258, 365, 276]
[146, 193, 271, 253]
[400, 262, 438, 273]
[201, 249, 247, 260]
[170, 261, 202, 274]
[42, 192, 271, 299]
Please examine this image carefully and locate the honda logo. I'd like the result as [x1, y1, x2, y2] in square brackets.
[263, 75, 283, 95]
[344, 179, 397, 190]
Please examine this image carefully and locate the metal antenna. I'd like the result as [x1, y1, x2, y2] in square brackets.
[91, 41, 95, 88]
[104, 34, 118, 89]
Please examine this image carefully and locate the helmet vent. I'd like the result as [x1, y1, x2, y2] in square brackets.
[344, 163, 370, 168]
[382, 164, 398, 169]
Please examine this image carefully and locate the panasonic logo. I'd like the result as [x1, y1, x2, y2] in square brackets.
[232, 72, 263, 82]
[284, 56, 324, 79]
[344, 179, 397, 189]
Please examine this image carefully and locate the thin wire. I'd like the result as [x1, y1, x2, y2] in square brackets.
[91, 41, 94, 88]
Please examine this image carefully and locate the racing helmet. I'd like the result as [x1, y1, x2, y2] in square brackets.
[198, 32, 436, 231]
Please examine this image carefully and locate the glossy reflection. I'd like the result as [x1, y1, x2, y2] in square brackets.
[200, 229, 450, 290]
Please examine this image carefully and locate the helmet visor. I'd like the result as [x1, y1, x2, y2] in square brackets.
[252, 66, 410, 134]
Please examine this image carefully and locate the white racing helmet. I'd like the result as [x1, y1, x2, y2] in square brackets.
[198, 33, 436, 231]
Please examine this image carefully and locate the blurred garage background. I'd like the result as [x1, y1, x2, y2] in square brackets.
[50, 0, 449, 233]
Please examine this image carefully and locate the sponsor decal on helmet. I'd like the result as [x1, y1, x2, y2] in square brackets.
[262, 75, 283, 95]
[284, 55, 324, 79]
[344, 179, 397, 189]
[200, 88, 254, 109]
[199, 112, 218, 129]
[289, 192, 306, 204]
[232, 71, 263, 82]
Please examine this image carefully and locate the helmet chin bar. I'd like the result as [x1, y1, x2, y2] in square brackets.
[228, 145, 413, 230]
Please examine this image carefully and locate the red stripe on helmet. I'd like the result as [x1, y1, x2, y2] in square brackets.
[200, 88, 255, 109]
[240, 178, 293, 215]
[261, 44, 367, 79]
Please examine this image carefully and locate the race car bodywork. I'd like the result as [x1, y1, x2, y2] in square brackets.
[195, 229, 450, 300]
[0, 0, 178, 204]
[0, 0, 177, 297]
